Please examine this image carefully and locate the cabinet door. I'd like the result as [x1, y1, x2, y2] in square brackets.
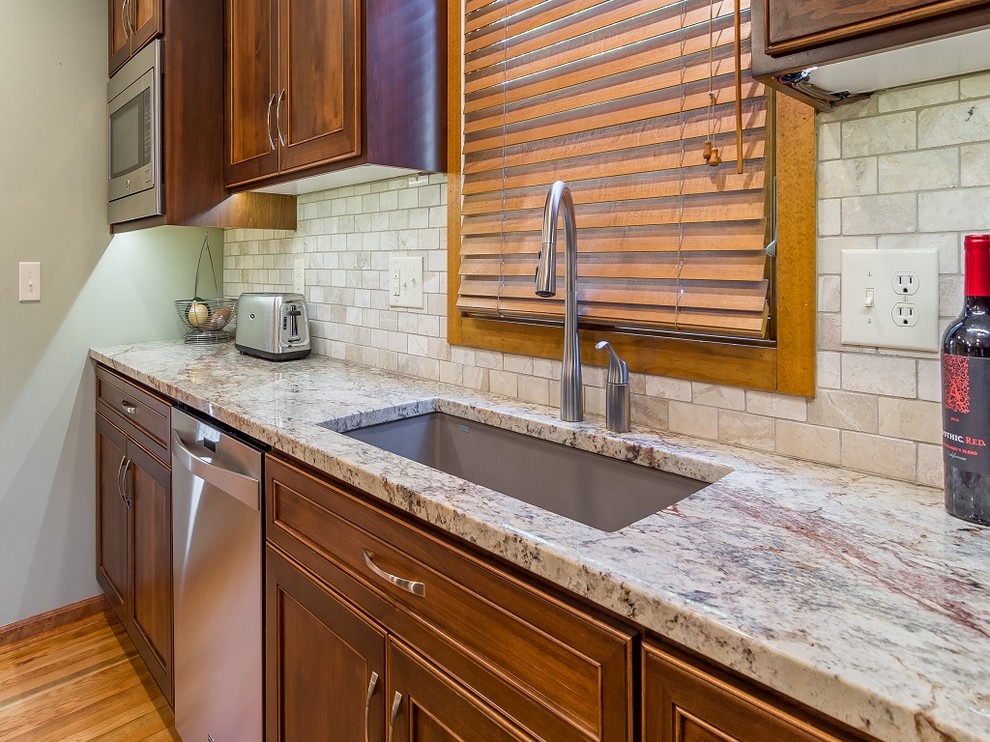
[267, 548, 386, 742]
[226, 0, 280, 187]
[388, 640, 532, 742]
[128, 0, 163, 59]
[276, 0, 361, 174]
[108, 0, 130, 75]
[125, 440, 173, 705]
[95, 414, 130, 617]
[643, 642, 850, 742]
[766, 0, 990, 56]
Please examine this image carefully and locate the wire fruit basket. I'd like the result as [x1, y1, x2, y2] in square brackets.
[174, 237, 237, 344]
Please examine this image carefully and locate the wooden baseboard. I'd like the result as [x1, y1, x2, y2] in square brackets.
[0, 595, 110, 647]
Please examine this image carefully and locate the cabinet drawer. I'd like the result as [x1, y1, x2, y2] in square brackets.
[266, 454, 634, 742]
[96, 365, 171, 463]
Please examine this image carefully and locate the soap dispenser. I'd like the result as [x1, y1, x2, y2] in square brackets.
[595, 341, 630, 433]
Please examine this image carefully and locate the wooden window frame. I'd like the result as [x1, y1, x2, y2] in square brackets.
[445, 0, 816, 397]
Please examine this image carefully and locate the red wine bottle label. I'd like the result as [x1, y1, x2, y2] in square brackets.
[943, 354, 990, 474]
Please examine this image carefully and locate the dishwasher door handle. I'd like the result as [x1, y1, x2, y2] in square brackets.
[171, 431, 260, 511]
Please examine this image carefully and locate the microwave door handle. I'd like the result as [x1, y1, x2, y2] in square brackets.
[275, 89, 286, 147]
[266, 93, 276, 151]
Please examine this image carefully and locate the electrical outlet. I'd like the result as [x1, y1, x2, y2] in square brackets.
[840, 248, 939, 352]
[891, 301, 919, 327]
[892, 272, 919, 295]
[389, 256, 424, 309]
[293, 258, 305, 294]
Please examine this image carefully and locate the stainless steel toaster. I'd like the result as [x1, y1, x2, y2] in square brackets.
[235, 293, 311, 361]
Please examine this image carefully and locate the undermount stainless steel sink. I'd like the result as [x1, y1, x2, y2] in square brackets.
[337, 412, 712, 532]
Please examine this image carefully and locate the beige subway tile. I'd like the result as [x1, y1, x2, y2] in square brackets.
[919, 187, 990, 232]
[919, 100, 990, 147]
[585, 386, 606, 417]
[807, 390, 878, 432]
[818, 157, 877, 198]
[961, 142, 990, 187]
[841, 193, 917, 235]
[439, 361, 463, 386]
[878, 397, 941, 444]
[718, 411, 775, 452]
[841, 354, 916, 398]
[518, 376, 550, 406]
[818, 275, 841, 313]
[668, 402, 718, 441]
[877, 80, 959, 112]
[918, 359, 942, 402]
[631, 395, 669, 431]
[817, 236, 877, 274]
[474, 349, 504, 370]
[644, 375, 693, 402]
[818, 121, 842, 160]
[842, 112, 916, 156]
[503, 354, 534, 375]
[693, 383, 746, 410]
[818, 95, 879, 123]
[462, 366, 489, 391]
[917, 444, 943, 488]
[878, 149, 959, 193]
[841, 431, 916, 481]
[817, 313, 843, 352]
[960, 71, 990, 99]
[745, 391, 807, 421]
[775, 422, 841, 466]
[489, 370, 518, 398]
[818, 198, 841, 236]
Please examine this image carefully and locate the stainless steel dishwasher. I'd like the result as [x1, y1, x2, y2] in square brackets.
[171, 408, 263, 742]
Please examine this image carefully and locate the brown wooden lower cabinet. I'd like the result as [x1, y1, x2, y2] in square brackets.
[266, 547, 386, 742]
[643, 642, 868, 742]
[94, 366, 173, 706]
[387, 638, 532, 742]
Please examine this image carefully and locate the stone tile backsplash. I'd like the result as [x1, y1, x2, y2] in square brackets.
[224, 71, 990, 488]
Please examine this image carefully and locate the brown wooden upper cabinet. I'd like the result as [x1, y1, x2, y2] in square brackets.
[108, 0, 163, 75]
[752, 0, 990, 108]
[225, 0, 446, 190]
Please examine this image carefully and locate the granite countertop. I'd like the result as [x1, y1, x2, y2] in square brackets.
[91, 341, 990, 742]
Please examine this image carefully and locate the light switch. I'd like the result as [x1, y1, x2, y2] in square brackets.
[293, 258, 305, 294]
[19, 262, 41, 302]
[840, 249, 939, 352]
[389, 256, 424, 309]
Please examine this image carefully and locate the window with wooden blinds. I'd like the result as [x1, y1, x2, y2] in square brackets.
[455, 0, 772, 339]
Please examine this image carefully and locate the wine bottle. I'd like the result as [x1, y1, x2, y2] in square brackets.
[943, 233, 990, 525]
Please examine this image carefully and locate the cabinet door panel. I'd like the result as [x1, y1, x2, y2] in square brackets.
[96, 414, 129, 615]
[128, 0, 162, 58]
[767, 0, 990, 54]
[226, 0, 280, 186]
[109, 0, 130, 75]
[277, 0, 361, 172]
[267, 548, 386, 742]
[388, 640, 531, 742]
[127, 440, 173, 704]
[643, 642, 849, 742]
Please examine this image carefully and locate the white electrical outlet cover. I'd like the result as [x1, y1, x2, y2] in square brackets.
[840, 248, 940, 352]
[389, 256, 424, 309]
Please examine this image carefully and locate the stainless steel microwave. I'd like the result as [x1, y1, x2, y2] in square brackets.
[107, 40, 162, 224]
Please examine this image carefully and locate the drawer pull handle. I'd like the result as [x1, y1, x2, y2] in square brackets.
[121, 400, 137, 415]
[387, 691, 402, 742]
[116, 455, 127, 503]
[362, 549, 426, 597]
[364, 671, 379, 742]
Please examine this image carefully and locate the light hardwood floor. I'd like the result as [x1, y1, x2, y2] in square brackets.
[0, 612, 179, 741]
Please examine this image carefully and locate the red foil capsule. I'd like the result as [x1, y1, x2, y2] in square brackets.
[964, 234, 990, 297]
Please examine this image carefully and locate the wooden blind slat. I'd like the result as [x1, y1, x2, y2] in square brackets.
[456, 0, 772, 339]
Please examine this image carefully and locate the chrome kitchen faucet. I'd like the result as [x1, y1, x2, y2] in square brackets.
[535, 180, 582, 422]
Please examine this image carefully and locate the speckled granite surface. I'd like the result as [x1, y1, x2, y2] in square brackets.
[92, 341, 990, 742]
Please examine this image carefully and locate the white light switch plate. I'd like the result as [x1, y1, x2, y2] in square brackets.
[389, 256, 424, 309]
[293, 258, 305, 294]
[18, 262, 41, 302]
[840, 248, 939, 352]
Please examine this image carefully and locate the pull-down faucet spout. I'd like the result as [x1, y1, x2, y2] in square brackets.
[534, 180, 582, 422]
